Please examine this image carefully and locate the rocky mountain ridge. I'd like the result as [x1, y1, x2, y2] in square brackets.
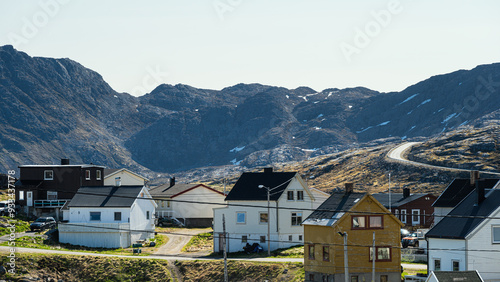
[1, 45, 499, 178]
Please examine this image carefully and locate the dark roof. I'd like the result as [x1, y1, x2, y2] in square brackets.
[67, 186, 144, 207]
[372, 193, 430, 208]
[303, 192, 366, 226]
[433, 178, 499, 208]
[224, 171, 297, 201]
[149, 183, 223, 198]
[426, 189, 500, 239]
[432, 271, 483, 282]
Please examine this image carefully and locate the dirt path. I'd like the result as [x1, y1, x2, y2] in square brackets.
[154, 228, 211, 256]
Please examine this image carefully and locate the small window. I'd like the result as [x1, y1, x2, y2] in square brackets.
[85, 170, 91, 180]
[412, 209, 420, 224]
[309, 274, 315, 281]
[323, 246, 329, 262]
[400, 210, 407, 223]
[47, 191, 57, 200]
[351, 276, 359, 282]
[260, 236, 266, 243]
[287, 191, 294, 200]
[90, 212, 101, 221]
[434, 259, 441, 271]
[146, 211, 150, 220]
[297, 191, 304, 201]
[369, 216, 383, 228]
[394, 209, 399, 219]
[236, 212, 246, 224]
[242, 235, 248, 243]
[299, 235, 303, 241]
[452, 260, 460, 271]
[167, 200, 171, 208]
[369, 246, 391, 262]
[96, 170, 102, 180]
[492, 226, 500, 243]
[19, 191, 24, 201]
[291, 212, 302, 226]
[289, 235, 293, 241]
[44, 170, 54, 180]
[259, 212, 268, 224]
[352, 216, 366, 229]
[114, 212, 122, 221]
[380, 275, 388, 282]
[308, 244, 315, 260]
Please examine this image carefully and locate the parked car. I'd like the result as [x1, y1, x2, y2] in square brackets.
[156, 217, 183, 227]
[30, 217, 56, 231]
[402, 232, 419, 248]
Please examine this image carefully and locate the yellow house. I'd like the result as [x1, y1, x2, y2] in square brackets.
[303, 185, 403, 282]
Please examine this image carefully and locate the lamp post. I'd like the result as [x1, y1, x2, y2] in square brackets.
[338, 231, 349, 282]
[258, 184, 272, 256]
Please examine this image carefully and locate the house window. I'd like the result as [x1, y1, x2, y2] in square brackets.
[323, 246, 329, 262]
[452, 260, 460, 271]
[167, 200, 171, 208]
[287, 191, 294, 200]
[369, 216, 383, 228]
[351, 276, 359, 282]
[400, 210, 407, 223]
[289, 235, 293, 241]
[90, 212, 101, 221]
[47, 191, 57, 200]
[369, 246, 391, 262]
[146, 211, 150, 220]
[394, 209, 399, 219]
[259, 212, 268, 224]
[236, 212, 246, 224]
[352, 216, 366, 229]
[309, 274, 315, 281]
[308, 244, 315, 260]
[115, 212, 121, 221]
[297, 191, 304, 201]
[44, 170, 54, 180]
[242, 235, 248, 243]
[96, 170, 102, 180]
[291, 212, 302, 226]
[299, 235, 303, 241]
[260, 236, 266, 243]
[492, 226, 500, 243]
[19, 191, 24, 201]
[380, 275, 388, 282]
[412, 209, 420, 225]
[85, 170, 91, 180]
[434, 259, 441, 271]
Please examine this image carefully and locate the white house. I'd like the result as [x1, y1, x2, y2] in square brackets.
[425, 271, 484, 282]
[59, 185, 156, 248]
[104, 168, 148, 186]
[426, 186, 500, 282]
[213, 167, 328, 253]
[149, 183, 226, 227]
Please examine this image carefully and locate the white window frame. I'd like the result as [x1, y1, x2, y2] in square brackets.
[492, 225, 500, 243]
[90, 211, 101, 221]
[96, 170, 102, 180]
[44, 170, 54, 180]
[434, 258, 441, 271]
[412, 209, 420, 225]
[297, 190, 304, 201]
[85, 170, 91, 180]
[19, 191, 24, 201]
[236, 212, 246, 224]
[400, 209, 407, 224]
[259, 212, 268, 224]
[114, 212, 122, 221]
[287, 190, 294, 201]
[291, 212, 302, 226]
[47, 191, 57, 200]
[394, 209, 399, 219]
[452, 260, 460, 271]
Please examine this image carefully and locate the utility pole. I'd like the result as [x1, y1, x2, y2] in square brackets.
[258, 185, 272, 256]
[338, 232, 349, 282]
[372, 232, 376, 282]
[223, 178, 227, 195]
[388, 172, 392, 213]
[223, 214, 228, 282]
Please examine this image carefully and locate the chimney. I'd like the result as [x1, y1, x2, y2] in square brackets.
[345, 183, 353, 195]
[403, 188, 410, 199]
[264, 167, 273, 174]
[115, 177, 121, 187]
[470, 170, 480, 186]
[476, 179, 485, 205]
[61, 158, 70, 165]
[169, 177, 176, 188]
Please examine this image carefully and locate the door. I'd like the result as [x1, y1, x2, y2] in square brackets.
[27, 191, 33, 207]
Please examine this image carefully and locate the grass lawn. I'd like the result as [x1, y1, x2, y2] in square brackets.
[182, 232, 213, 252]
[0, 216, 31, 236]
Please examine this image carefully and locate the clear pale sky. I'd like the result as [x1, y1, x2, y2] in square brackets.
[1, 0, 499, 96]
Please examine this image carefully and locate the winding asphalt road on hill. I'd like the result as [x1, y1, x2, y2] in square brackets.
[387, 142, 500, 176]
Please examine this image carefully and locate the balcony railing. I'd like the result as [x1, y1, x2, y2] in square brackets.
[34, 199, 70, 208]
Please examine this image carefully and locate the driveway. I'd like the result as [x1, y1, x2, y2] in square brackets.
[154, 228, 211, 256]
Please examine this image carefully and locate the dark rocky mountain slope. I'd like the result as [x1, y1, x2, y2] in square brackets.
[1, 45, 499, 175]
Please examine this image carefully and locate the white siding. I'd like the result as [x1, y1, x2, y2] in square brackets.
[171, 187, 225, 219]
[104, 170, 145, 186]
[466, 208, 500, 281]
[428, 238, 466, 272]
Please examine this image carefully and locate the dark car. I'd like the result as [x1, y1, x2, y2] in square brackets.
[30, 217, 56, 231]
[156, 217, 183, 227]
[402, 232, 419, 248]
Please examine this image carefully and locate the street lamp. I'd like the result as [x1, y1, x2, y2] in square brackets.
[258, 184, 272, 256]
[338, 231, 349, 282]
